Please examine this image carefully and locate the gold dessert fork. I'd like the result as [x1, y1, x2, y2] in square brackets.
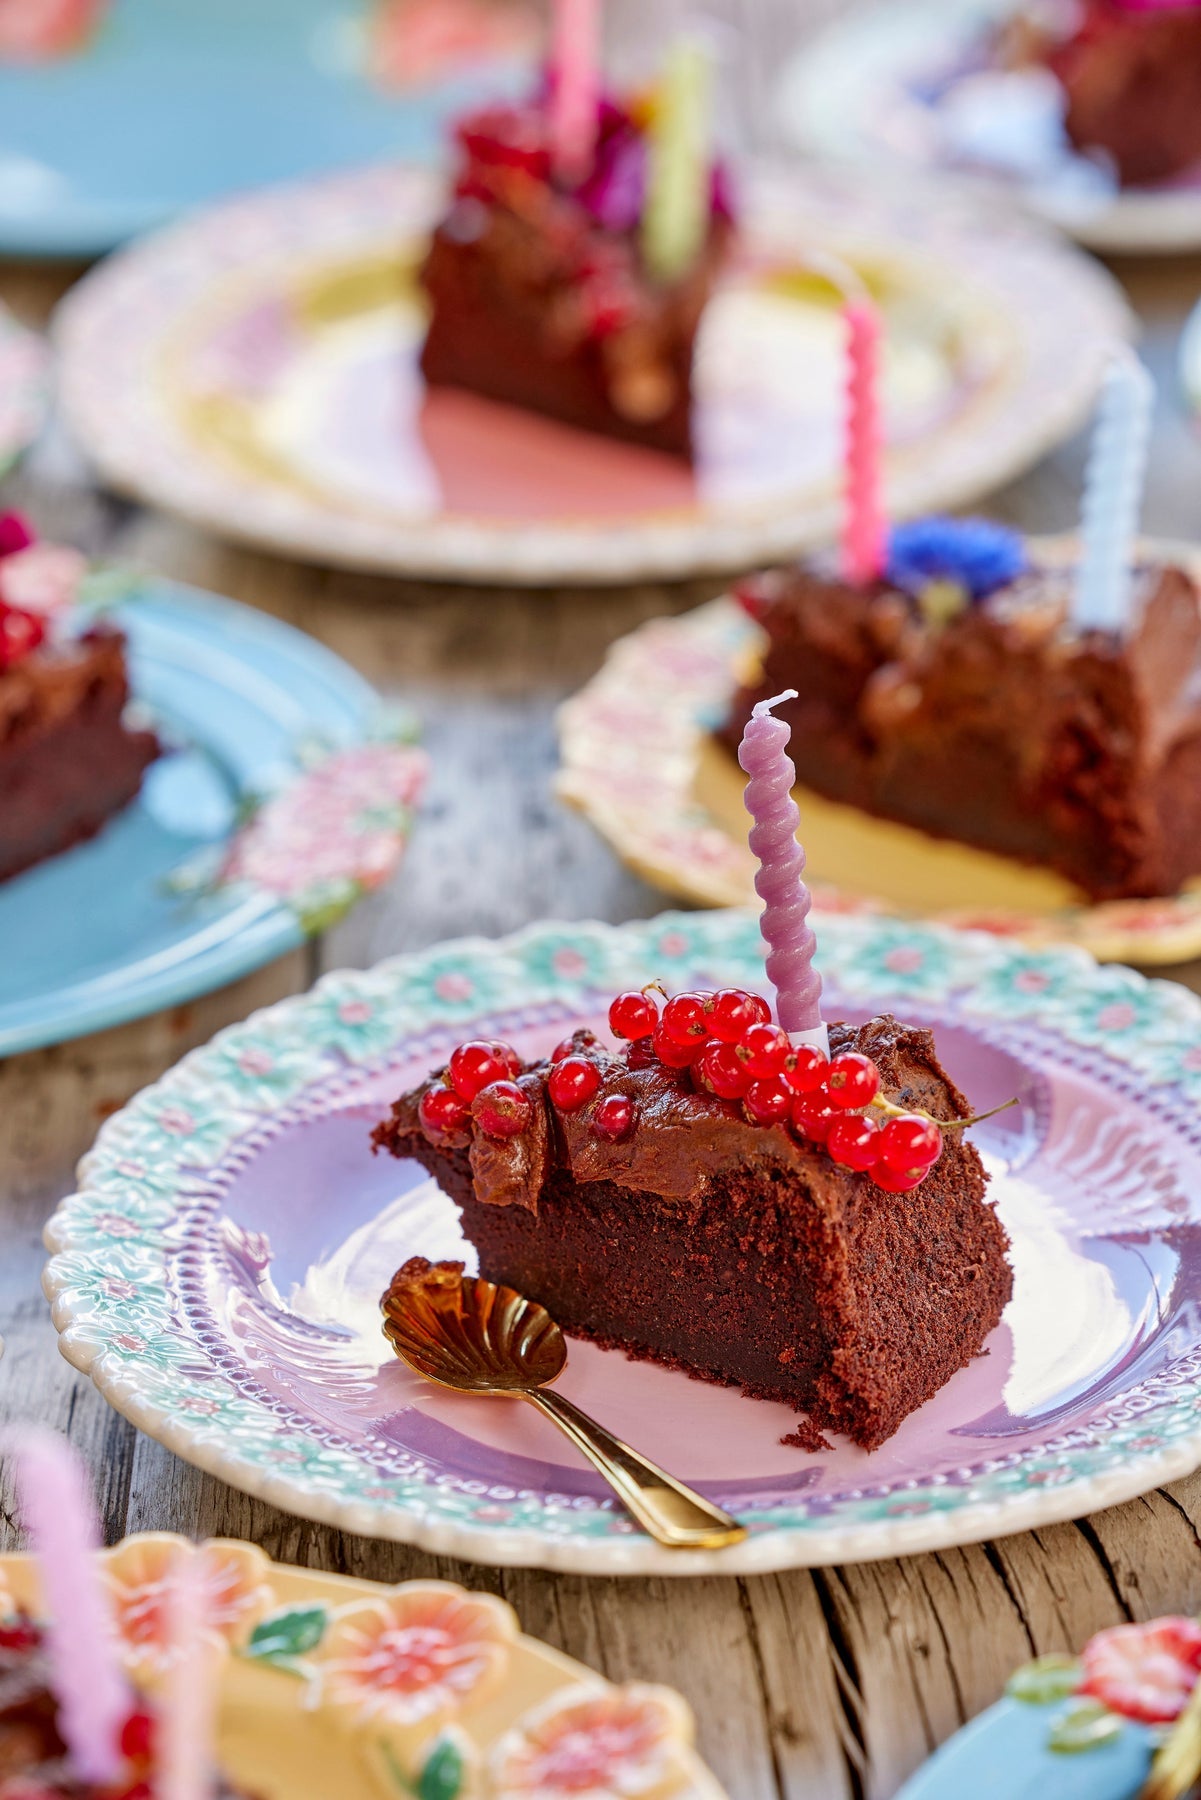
[381, 1266, 747, 1551]
[1138, 1677, 1201, 1800]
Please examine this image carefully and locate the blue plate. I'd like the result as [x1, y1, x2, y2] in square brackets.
[898, 1695, 1156, 1799]
[0, 580, 422, 1056]
[0, 0, 528, 257]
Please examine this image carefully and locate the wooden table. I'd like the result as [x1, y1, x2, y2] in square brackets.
[3, 241, 1201, 1800]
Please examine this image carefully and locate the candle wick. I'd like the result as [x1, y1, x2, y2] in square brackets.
[752, 689, 798, 719]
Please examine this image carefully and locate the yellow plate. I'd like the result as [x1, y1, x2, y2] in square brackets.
[556, 539, 1201, 966]
[0, 1536, 725, 1800]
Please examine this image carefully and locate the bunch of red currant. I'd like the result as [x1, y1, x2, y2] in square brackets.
[607, 985, 944, 1192]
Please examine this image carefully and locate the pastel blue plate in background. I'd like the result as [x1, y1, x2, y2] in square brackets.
[898, 1695, 1155, 1799]
[0, 580, 426, 1056]
[0, 0, 530, 257]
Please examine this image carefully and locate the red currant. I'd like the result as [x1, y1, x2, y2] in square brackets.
[737, 1022, 790, 1079]
[745, 994, 772, 1025]
[111, 1783, 153, 1800]
[743, 1078, 792, 1126]
[0, 1619, 39, 1651]
[825, 1052, 881, 1110]
[551, 1037, 578, 1063]
[489, 1040, 523, 1079]
[418, 1083, 470, 1138]
[706, 989, 761, 1043]
[593, 1094, 636, 1141]
[448, 1040, 510, 1102]
[472, 1080, 532, 1138]
[548, 1056, 601, 1112]
[694, 1039, 753, 1100]
[120, 1710, 155, 1764]
[872, 1164, 927, 1193]
[651, 1022, 701, 1068]
[608, 990, 658, 1041]
[826, 1114, 882, 1172]
[781, 1044, 829, 1094]
[791, 1092, 839, 1143]
[879, 1115, 943, 1173]
[661, 992, 710, 1045]
[0, 510, 34, 558]
[0, 605, 44, 669]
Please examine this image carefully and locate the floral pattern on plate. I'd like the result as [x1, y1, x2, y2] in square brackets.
[490, 1684, 695, 1800]
[556, 574, 1201, 965]
[40, 909, 1201, 1575]
[101, 1534, 276, 1681]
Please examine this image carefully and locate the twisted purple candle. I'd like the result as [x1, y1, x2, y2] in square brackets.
[737, 691, 824, 1038]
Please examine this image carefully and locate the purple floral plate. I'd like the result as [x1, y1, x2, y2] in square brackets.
[42, 910, 1201, 1575]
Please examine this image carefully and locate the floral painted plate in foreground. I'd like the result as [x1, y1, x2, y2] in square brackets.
[42, 909, 1201, 1575]
[54, 163, 1128, 583]
[556, 555, 1201, 966]
[0, 577, 427, 1055]
[0, 1534, 724, 1799]
[898, 1617, 1201, 1798]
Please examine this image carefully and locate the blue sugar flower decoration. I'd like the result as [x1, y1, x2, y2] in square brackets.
[886, 516, 1028, 602]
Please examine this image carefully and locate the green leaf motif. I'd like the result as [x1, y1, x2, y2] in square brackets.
[242, 1603, 329, 1671]
[1047, 1699, 1124, 1754]
[418, 1737, 465, 1800]
[1006, 1654, 1083, 1705]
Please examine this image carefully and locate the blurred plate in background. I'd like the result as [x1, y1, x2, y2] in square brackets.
[0, 580, 427, 1055]
[56, 163, 1130, 584]
[778, 0, 1201, 255]
[0, 303, 48, 473]
[0, 0, 535, 257]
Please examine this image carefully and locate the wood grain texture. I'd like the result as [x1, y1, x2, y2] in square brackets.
[3, 191, 1201, 1800]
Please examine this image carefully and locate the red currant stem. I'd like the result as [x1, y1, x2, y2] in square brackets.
[866, 1094, 1019, 1130]
[642, 979, 668, 1001]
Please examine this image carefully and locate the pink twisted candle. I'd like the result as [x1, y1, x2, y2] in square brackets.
[842, 298, 886, 588]
[550, 0, 600, 185]
[161, 1546, 216, 1800]
[5, 1428, 128, 1784]
[737, 691, 824, 1038]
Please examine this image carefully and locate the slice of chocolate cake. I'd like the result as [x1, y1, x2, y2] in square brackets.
[419, 94, 733, 460]
[374, 999, 1011, 1451]
[722, 518, 1201, 903]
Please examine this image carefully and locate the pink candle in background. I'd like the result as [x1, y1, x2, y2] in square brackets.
[161, 1545, 216, 1800]
[842, 297, 886, 588]
[550, 0, 600, 185]
[737, 691, 825, 1042]
[6, 1427, 128, 1784]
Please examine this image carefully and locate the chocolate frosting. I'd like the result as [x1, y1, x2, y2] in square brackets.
[379, 1016, 970, 1216]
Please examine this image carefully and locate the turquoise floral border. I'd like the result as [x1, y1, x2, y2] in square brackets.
[42, 910, 1201, 1574]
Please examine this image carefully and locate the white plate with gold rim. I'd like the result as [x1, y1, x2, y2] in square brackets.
[54, 162, 1130, 584]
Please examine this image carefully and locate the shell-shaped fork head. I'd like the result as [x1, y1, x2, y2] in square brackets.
[382, 1265, 567, 1395]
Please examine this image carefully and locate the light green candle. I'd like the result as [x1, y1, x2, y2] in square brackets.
[642, 38, 713, 284]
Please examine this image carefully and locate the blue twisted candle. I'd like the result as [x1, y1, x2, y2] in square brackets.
[737, 690, 824, 1039]
[1074, 351, 1154, 633]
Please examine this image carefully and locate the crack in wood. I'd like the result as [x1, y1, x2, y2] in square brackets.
[980, 1541, 1037, 1655]
[735, 1578, 788, 1800]
[812, 1569, 870, 1800]
[1073, 1517, 1136, 1622]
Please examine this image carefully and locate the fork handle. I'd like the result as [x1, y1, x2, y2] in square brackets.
[524, 1388, 746, 1550]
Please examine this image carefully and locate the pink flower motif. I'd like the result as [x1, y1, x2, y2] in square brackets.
[316, 1583, 516, 1730]
[236, 1047, 275, 1077]
[114, 1159, 146, 1179]
[93, 1213, 139, 1238]
[101, 1277, 137, 1300]
[434, 972, 473, 1002]
[0, 0, 106, 59]
[337, 999, 373, 1026]
[368, 0, 539, 89]
[1184, 1048, 1201, 1072]
[491, 1684, 693, 1800]
[220, 744, 427, 905]
[178, 1396, 222, 1418]
[883, 947, 924, 975]
[1080, 1618, 1201, 1724]
[113, 1333, 147, 1353]
[102, 1536, 275, 1683]
[0, 544, 87, 616]
[552, 948, 588, 978]
[1014, 969, 1051, 994]
[656, 933, 689, 958]
[1095, 1002, 1138, 1033]
[156, 1106, 196, 1137]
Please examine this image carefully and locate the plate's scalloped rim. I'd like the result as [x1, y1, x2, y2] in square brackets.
[39, 909, 1201, 1576]
[52, 161, 1132, 584]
